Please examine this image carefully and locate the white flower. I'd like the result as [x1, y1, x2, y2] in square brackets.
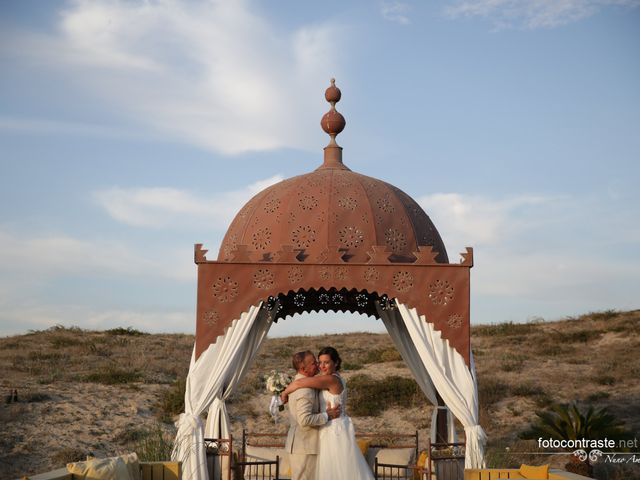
[265, 370, 292, 394]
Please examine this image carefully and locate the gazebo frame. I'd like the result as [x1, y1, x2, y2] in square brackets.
[174, 80, 486, 480]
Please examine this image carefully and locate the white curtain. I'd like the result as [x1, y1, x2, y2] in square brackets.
[375, 301, 457, 443]
[172, 303, 271, 480]
[395, 301, 486, 469]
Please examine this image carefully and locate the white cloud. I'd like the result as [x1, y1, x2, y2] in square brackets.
[417, 192, 555, 256]
[417, 191, 640, 318]
[444, 0, 640, 29]
[1, 0, 346, 154]
[0, 116, 150, 139]
[93, 175, 283, 228]
[380, 1, 412, 24]
[0, 229, 194, 281]
[473, 250, 638, 298]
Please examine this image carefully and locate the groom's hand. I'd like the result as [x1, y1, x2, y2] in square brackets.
[326, 403, 341, 420]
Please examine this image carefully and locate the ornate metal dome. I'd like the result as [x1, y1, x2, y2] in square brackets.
[218, 79, 448, 265]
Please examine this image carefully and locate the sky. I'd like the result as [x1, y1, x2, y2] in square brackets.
[0, 0, 638, 337]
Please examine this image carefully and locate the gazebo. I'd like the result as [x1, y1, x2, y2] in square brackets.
[173, 80, 486, 480]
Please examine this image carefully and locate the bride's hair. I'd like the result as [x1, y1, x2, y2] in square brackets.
[318, 346, 342, 371]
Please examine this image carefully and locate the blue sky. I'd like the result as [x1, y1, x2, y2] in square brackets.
[0, 0, 638, 337]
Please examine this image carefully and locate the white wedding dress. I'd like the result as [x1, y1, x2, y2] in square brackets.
[316, 374, 374, 480]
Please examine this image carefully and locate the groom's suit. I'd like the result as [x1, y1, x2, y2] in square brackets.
[285, 373, 329, 480]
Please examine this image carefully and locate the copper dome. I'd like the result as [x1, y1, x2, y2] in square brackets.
[217, 80, 448, 265]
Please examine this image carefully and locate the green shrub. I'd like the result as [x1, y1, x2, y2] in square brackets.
[133, 425, 174, 461]
[50, 447, 88, 465]
[588, 309, 618, 321]
[478, 379, 509, 407]
[85, 367, 142, 385]
[157, 377, 186, 422]
[342, 362, 363, 371]
[105, 327, 148, 336]
[473, 322, 537, 337]
[48, 324, 84, 333]
[361, 348, 402, 364]
[27, 351, 68, 362]
[587, 391, 610, 402]
[114, 426, 150, 444]
[348, 374, 422, 416]
[500, 354, 526, 372]
[592, 375, 616, 386]
[549, 330, 603, 343]
[50, 335, 82, 348]
[511, 383, 541, 397]
[24, 392, 51, 402]
[510, 383, 551, 407]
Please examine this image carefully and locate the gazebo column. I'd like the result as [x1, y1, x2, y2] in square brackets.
[435, 392, 449, 443]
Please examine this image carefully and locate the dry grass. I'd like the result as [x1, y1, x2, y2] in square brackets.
[1, 310, 639, 479]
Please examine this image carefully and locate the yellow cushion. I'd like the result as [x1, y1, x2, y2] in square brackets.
[357, 439, 372, 456]
[520, 463, 549, 479]
[67, 456, 132, 480]
[413, 450, 429, 479]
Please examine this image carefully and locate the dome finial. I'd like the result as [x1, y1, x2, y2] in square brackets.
[320, 78, 347, 169]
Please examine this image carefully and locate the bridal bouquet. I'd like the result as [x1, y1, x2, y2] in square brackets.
[264, 370, 292, 421]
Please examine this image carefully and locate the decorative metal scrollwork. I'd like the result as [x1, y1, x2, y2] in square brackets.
[338, 226, 364, 249]
[377, 195, 395, 213]
[264, 296, 279, 311]
[379, 294, 396, 311]
[338, 197, 358, 210]
[319, 293, 330, 305]
[385, 228, 407, 253]
[203, 310, 220, 327]
[392, 271, 413, 293]
[355, 293, 368, 308]
[291, 225, 316, 249]
[447, 314, 463, 329]
[262, 296, 282, 320]
[428, 279, 454, 305]
[251, 227, 272, 250]
[204, 439, 231, 455]
[334, 267, 348, 280]
[293, 293, 305, 307]
[364, 267, 379, 284]
[212, 276, 239, 303]
[263, 198, 281, 213]
[253, 269, 275, 290]
[299, 194, 318, 210]
[288, 266, 304, 284]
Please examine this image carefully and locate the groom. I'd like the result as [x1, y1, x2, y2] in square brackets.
[285, 350, 340, 480]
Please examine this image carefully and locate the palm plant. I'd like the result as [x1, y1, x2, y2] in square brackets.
[520, 403, 631, 476]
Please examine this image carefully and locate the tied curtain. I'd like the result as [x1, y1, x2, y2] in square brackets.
[375, 301, 457, 444]
[394, 301, 486, 469]
[172, 303, 272, 480]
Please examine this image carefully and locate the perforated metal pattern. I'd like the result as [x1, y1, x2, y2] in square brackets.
[212, 276, 238, 303]
[429, 279, 454, 305]
[217, 153, 448, 264]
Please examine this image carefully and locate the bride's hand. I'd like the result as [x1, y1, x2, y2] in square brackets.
[280, 392, 289, 404]
[326, 402, 341, 419]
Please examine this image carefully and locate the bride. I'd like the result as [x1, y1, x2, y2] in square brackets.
[281, 346, 374, 480]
